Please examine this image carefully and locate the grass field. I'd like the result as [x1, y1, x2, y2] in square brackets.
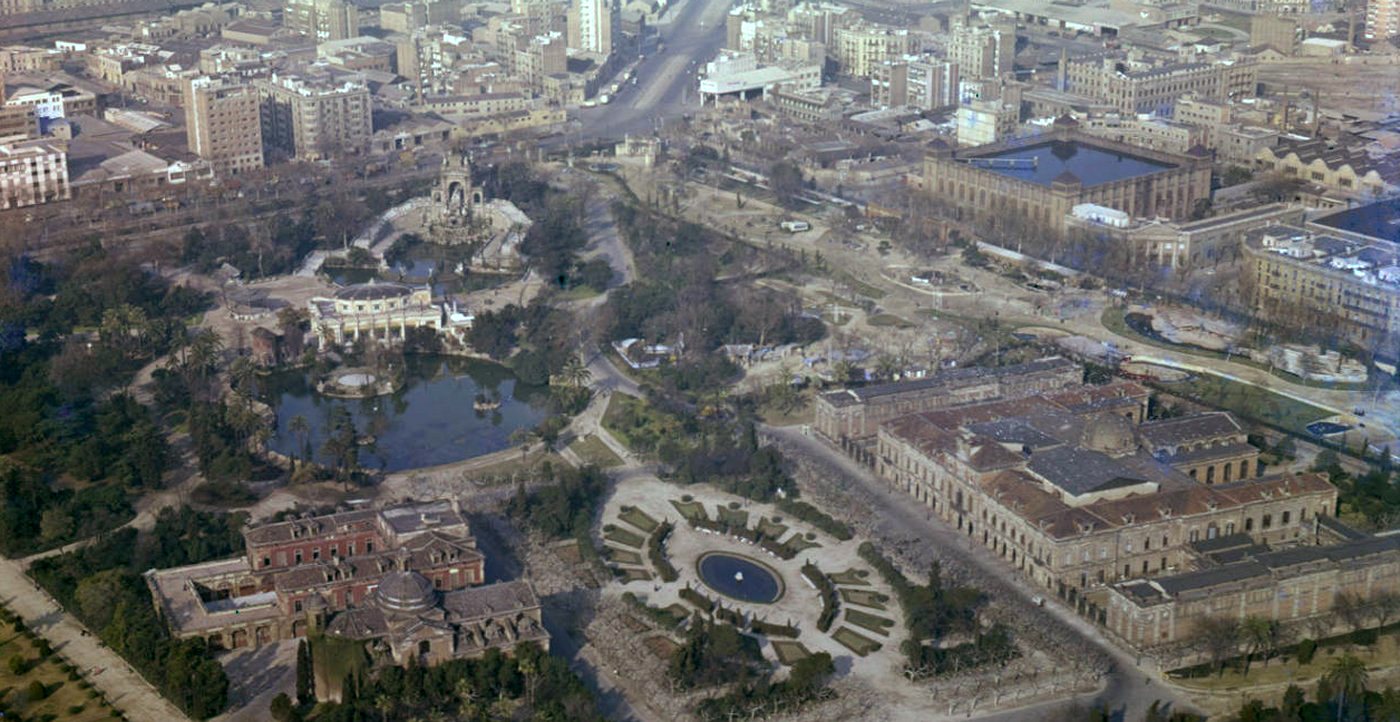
[1158, 374, 1332, 432]
[716, 505, 749, 529]
[554, 284, 603, 301]
[783, 536, 821, 555]
[830, 270, 887, 299]
[470, 448, 567, 482]
[0, 626, 122, 722]
[771, 640, 813, 666]
[829, 569, 870, 586]
[833, 627, 882, 657]
[569, 434, 624, 468]
[604, 547, 643, 565]
[839, 589, 888, 609]
[867, 313, 916, 329]
[603, 526, 646, 548]
[755, 517, 789, 540]
[618, 506, 660, 534]
[670, 499, 708, 522]
[844, 609, 895, 637]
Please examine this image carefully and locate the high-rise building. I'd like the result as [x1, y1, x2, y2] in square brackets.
[1366, 0, 1399, 40]
[946, 22, 1013, 81]
[283, 0, 359, 41]
[256, 69, 372, 161]
[184, 76, 264, 175]
[0, 136, 68, 209]
[569, 0, 612, 55]
[872, 56, 958, 109]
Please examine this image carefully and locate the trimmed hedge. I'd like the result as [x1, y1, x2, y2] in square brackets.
[751, 620, 800, 638]
[621, 592, 688, 629]
[803, 562, 840, 633]
[647, 521, 679, 583]
[680, 587, 715, 613]
[777, 500, 852, 541]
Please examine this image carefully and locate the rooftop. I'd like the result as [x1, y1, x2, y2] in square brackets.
[970, 139, 1177, 188]
[1312, 196, 1400, 243]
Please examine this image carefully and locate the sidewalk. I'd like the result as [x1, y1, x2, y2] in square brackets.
[0, 556, 189, 722]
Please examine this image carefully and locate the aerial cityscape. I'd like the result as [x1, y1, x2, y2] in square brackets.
[0, 0, 1398, 717]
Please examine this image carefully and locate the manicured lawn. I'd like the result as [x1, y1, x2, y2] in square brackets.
[867, 313, 915, 329]
[1159, 374, 1332, 432]
[755, 517, 789, 540]
[829, 569, 870, 586]
[844, 609, 895, 637]
[604, 547, 643, 565]
[670, 499, 708, 522]
[0, 627, 119, 722]
[555, 284, 602, 301]
[830, 270, 887, 299]
[783, 536, 821, 555]
[618, 506, 660, 534]
[716, 505, 749, 529]
[601, 393, 683, 453]
[839, 589, 889, 610]
[832, 627, 882, 657]
[617, 567, 652, 582]
[569, 434, 624, 468]
[603, 526, 645, 548]
[771, 640, 812, 666]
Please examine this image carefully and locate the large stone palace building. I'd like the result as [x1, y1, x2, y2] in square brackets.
[308, 280, 443, 345]
[813, 356, 1082, 442]
[924, 118, 1212, 235]
[146, 501, 546, 667]
[870, 377, 1337, 617]
[1107, 532, 1400, 650]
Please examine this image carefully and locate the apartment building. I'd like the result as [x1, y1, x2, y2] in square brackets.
[1061, 50, 1257, 115]
[569, 0, 612, 55]
[183, 75, 263, 175]
[256, 70, 371, 161]
[947, 22, 1014, 81]
[0, 136, 68, 209]
[1244, 222, 1400, 351]
[832, 24, 913, 78]
[284, 0, 359, 41]
[1079, 114, 1208, 156]
[872, 56, 958, 109]
[1366, 0, 1399, 40]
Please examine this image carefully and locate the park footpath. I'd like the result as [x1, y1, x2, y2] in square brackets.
[0, 554, 190, 722]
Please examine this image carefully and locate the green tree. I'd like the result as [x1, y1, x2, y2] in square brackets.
[296, 639, 313, 704]
[1323, 654, 1368, 721]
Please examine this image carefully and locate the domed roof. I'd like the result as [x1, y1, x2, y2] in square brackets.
[334, 280, 414, 302]
[374, 570, 436, 614]
[1081, 412, 1138, 457]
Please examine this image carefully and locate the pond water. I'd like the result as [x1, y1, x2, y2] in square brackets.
[259, 355, 551, 472]
[697, 552, 784, 604]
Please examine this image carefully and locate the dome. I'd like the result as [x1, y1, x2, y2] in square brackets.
[1081, 412, 1138, 457]
[374, 571, 436, 614]
[334, 281, 415, 302]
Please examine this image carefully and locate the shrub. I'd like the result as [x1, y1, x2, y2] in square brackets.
[7, 655, 26, 676]
[26, 680, 46, 701]
[1351, 628, 1378, 647]
[647, 522, 679, 583]
[68, 704, 85, 715]
[680, 587, 714, 613]
[1296, 638, 1317, 664]
[803, 563, 839, 633]
[750, 620, 799, 638]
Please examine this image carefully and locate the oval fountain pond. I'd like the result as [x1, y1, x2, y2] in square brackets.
[259, 355, 550, 472]
[696, 552, 785, 604]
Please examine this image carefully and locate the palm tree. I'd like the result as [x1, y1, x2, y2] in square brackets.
[228, 356, 256, 397]
[875, 354, 900, 381]
[289, 415, 311, 466]
[559, 356, 592, 388]
[188, 328, 224, 381]
[832, 359, 855, 386]
[1324, 654, 1368, 722]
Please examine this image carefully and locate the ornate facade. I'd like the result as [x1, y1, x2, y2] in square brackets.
[146, 501, 546, 667]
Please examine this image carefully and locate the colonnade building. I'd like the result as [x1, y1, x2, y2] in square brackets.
[309, 280, 442, 345]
